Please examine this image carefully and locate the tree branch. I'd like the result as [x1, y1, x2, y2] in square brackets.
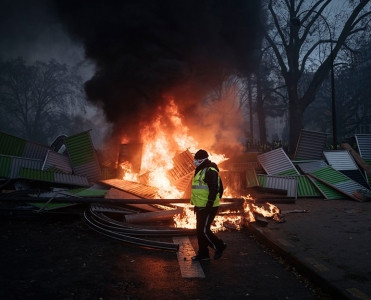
[298, 1, 331, 47]
[268, 0, 289, 49]
[264, 33, 288, 77]
[302, 0, 370, 108]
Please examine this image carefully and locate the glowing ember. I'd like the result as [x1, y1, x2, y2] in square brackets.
[120, 136, 130, 144]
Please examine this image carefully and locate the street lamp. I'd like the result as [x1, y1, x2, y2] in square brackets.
[291, 12, 337, 149]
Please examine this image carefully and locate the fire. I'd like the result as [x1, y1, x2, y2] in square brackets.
[251, 202, 280, 218]
[173, 204, 197, 229]
[173, 194, 281, 232]
[119, 161, 138, 181]
[241, 196, 280, 223]
[118, 98, 280, 231]
[120, 98, 225, 199]
[139, 98, 198, 198]
[120, 136, 130, 144]
[208, 153, 227, 165]
[172, 204, 243, 232]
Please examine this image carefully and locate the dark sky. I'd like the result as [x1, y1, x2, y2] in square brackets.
[0, 0, 264, 146]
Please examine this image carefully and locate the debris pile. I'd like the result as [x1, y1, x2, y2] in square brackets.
[1, 129, 370, 250]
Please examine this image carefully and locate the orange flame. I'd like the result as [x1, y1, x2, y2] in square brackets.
[241, 196, 280, 223]
[119, 161, 138, 181]
[118, 98, 280, 231]
[176, 196, 280, 231]
[139, 98, 198, 198]
[120, 98, 226, 199]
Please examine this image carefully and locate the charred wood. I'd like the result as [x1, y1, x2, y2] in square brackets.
[253, 213, 268, 226]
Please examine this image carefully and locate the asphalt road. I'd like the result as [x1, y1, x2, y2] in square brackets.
[248, 198, 371, 300]
[0, 210, 331, 300]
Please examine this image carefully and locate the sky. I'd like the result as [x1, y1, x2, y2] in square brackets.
[0, 0, 87, 68]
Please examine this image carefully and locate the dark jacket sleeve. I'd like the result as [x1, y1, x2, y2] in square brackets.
[204, 168, 221, 204]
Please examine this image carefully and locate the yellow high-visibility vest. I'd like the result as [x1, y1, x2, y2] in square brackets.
[190, 167, 221, 207]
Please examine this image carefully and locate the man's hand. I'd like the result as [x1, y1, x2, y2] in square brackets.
[205, 200, 214, 213]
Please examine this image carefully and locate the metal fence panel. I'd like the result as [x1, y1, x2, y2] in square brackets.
[294, 130, 328, 160]
[43, 150, 72, 174]
[355, 134, 371, 159]
[257, 148, 299, 176]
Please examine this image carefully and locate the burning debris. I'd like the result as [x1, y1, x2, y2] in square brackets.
[1, 126, 370, 251]
[1, 0, 274, 249]
[1, 0, 370, 256]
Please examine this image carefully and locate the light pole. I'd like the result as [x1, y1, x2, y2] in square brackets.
[291, 11, 337, 149]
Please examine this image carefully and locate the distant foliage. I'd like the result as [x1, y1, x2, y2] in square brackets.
[0, 58, 86, 143]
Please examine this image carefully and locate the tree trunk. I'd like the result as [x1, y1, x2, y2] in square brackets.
[288, 99, 308, 156]
[287, 86, 303, 155]
[265, 0, 370, 156]
[248, 75, 254, 143]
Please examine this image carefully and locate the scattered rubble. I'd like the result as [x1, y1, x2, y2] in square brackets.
[1, 129, 371, 250]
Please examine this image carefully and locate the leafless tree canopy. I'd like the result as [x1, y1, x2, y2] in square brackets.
[0, 58, 86, 143]
[263, 0, 370, 152]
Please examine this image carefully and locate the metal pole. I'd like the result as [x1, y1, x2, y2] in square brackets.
[330, 44, 337, 149]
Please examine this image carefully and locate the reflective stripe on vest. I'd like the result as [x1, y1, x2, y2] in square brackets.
[191, 168, 208, 190]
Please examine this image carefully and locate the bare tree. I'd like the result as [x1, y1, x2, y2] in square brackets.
[0, 58, 86, 143]
[264, 0, 371, 153]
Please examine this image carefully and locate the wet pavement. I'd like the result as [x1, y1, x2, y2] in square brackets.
[247, 197, 371, 300]
[0, 207, 329, 300]
[1, 197, 371, 299]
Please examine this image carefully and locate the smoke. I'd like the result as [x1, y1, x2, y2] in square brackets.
[53, 0, 263, 148]
[0, 0, 85, 68]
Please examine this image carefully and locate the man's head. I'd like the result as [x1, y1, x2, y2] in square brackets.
[194, 149, 209, 167]
[194, 149, 209, 160]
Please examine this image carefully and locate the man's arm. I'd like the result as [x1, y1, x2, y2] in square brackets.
[205, 168, 219, 206]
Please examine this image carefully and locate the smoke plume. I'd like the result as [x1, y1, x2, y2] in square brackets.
[54, 0, 263, 149]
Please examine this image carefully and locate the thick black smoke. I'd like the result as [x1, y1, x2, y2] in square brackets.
[54, 0, 263, 141]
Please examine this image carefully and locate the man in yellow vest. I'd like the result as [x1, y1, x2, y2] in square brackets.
[191, 149, 227, 261]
